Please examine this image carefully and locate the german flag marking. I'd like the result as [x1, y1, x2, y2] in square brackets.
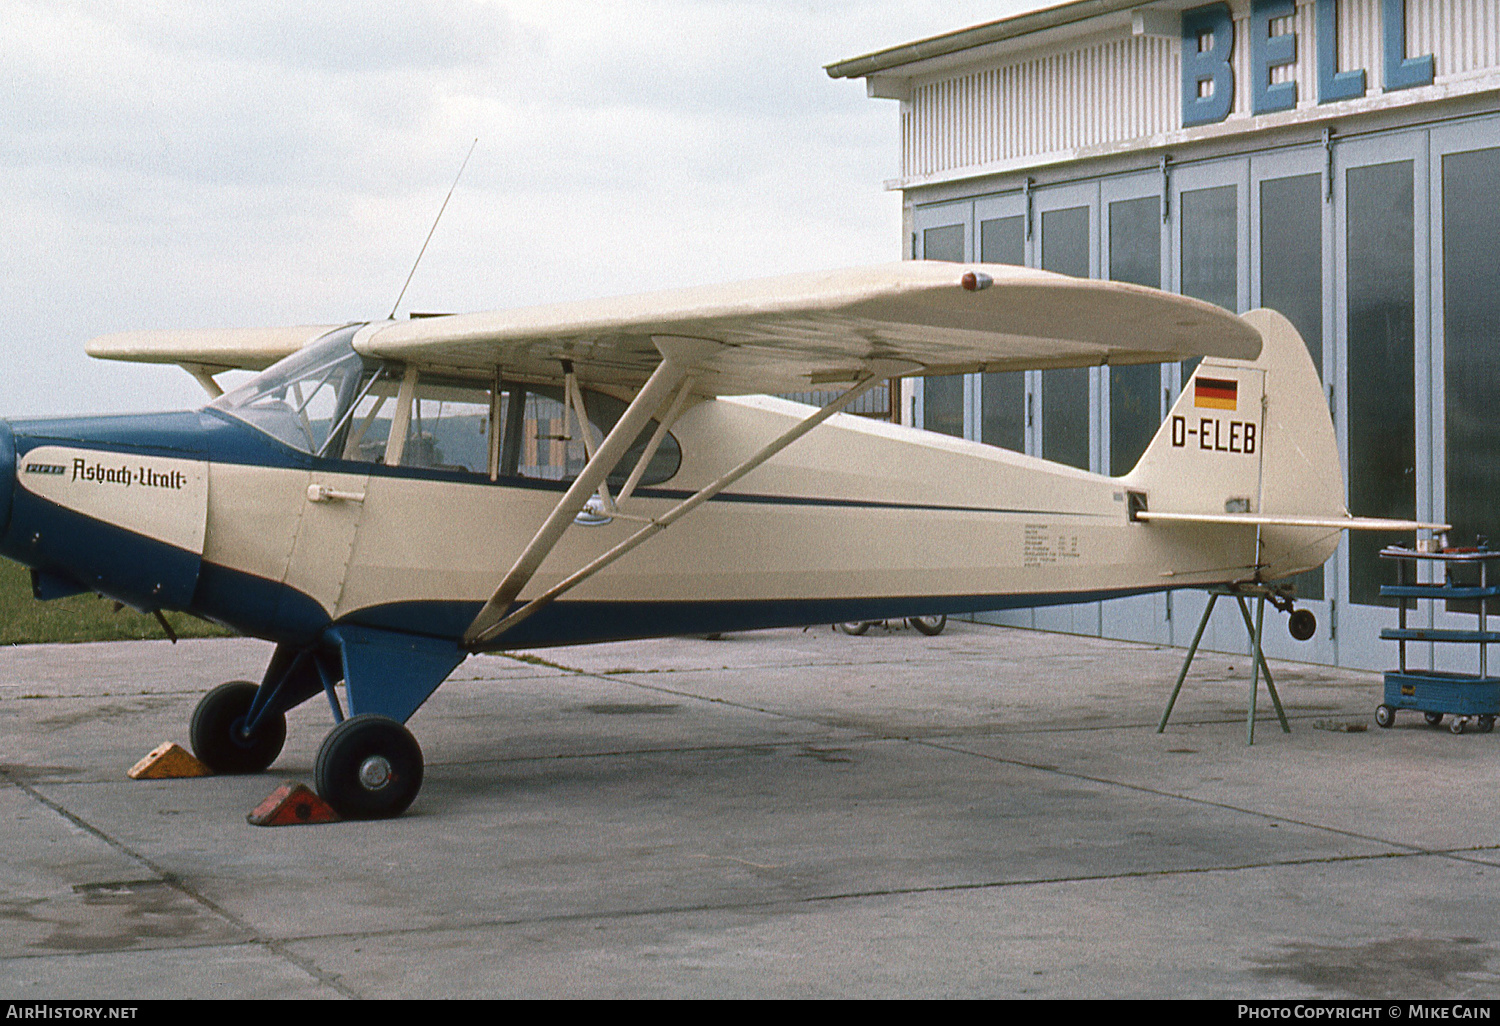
[1194, 377, 1238, 411]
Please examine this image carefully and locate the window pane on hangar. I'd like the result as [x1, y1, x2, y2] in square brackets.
[1442, 147, 1500, 561]
[1260, 173, 1326, 600]
[923, 374, 965, 438]
[1107, 195, 1162, 476]
[1346, 160, 1417, 608]
[921, 223, 967, 438]
[1180, 184, 1238, 381]
[1040, 206, 1090, 470]
[922, 224, 965, 263]
[980, 214, 1025, 452]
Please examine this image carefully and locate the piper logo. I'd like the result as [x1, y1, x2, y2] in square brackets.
[24, 463, 66, 476]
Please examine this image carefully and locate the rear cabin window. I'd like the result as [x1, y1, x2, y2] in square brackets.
[366, 374, 681, 487]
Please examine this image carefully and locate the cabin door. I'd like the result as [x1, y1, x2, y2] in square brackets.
[278, 469, 370, 628]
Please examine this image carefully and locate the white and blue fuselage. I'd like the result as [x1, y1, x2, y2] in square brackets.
[0, 307, 1355, 816]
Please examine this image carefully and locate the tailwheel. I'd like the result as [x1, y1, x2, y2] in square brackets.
[314, 715, 424, 820]
[190, 680, 287, 774]
[1287, 608, 1317, 642]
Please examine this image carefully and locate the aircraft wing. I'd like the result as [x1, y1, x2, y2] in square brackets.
[354, 262, 1261, 395]
[86, 325, 345, 373]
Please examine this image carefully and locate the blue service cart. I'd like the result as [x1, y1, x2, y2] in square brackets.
[1375, 545, 1500, 734]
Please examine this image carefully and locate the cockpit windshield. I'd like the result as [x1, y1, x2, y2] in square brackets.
[210, 325, 373, 457]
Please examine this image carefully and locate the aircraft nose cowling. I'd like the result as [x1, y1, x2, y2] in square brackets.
[0, 419, 12, 539]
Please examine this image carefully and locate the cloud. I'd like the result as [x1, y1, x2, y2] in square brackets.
[0, 0, 1044, 417]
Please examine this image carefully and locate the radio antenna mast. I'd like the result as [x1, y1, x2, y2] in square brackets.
[389, 137, 478, 320]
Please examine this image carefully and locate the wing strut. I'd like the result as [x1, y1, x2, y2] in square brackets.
[461, 337, 719, 647]
[462, 363, 909, 650]
[615, 375, 696, 508]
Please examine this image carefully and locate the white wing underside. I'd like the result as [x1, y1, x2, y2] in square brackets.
[86, 262, 1262, 397]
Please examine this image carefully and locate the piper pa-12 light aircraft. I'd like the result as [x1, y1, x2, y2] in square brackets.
[0, 262, 1440, 818]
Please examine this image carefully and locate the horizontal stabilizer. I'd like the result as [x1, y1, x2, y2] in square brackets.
[1136, 511, 1450, 532]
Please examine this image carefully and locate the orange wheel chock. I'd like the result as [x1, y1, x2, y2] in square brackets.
[247, 781, 341, 826]
[128, 742, 211, 780]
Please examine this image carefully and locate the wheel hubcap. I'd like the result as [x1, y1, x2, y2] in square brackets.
[358, 755, 393, 791]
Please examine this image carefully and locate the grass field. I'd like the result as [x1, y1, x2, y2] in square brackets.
[0, 557, 234, 645]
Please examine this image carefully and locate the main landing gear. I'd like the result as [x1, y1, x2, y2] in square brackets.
[190, 679, 426, 820]
[187, 630, 463, 820]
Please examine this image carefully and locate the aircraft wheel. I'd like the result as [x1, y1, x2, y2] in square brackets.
[838, 621, 872, 636]
[315, 714, 423, 820]
[910, 614, 947, 637]
[190, 680, 287, 774]
[1375, 705, 1396, 729]
[1425, 711, 1445, 727]
[1451, 717, 1467, 735]
[1288, 609, 1317, 642]
[1479, 715, 1496, 733]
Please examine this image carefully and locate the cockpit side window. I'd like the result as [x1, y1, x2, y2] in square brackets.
[398, 376, 494, 474]
[212, 330, 680, 486]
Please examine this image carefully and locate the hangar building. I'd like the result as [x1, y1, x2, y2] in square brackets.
[827, 0, 1500, 670]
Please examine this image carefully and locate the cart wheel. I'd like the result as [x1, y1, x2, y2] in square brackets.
[1375, 705, 1396, 728]
[1451, 717, 1467, 735]
[1424, 711, 1445, 727]
[1479, 716, 1496, 733]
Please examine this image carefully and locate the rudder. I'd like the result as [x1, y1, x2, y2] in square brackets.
[1123, 308, 1345, 578]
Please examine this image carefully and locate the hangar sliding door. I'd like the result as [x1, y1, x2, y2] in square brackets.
[1428, 117, 1500, 676]
[973, 192, 1029, 456]
[1333, 131, 1430, 670]
[1030, 181, 1101, 638]
[1251, 144, 1337, 667]
[911, 200, 970, 437]
[1169, 158, 1250, 655]
[1099, 172, 1171, 646]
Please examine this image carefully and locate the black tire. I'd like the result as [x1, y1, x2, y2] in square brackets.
[911, 614, 947, 636]
[1425, 711, 1445, 727]
[1288, 608, 1317, 642]
[1375, 705, 1396, 729]
[838, 621, 872, 636]
[1479, 716, 1496, 734]
[190, 680, 286, 774]
[314, 714, 424, 820]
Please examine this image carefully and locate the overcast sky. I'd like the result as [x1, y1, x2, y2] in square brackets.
[2, 0, 1051, 417]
